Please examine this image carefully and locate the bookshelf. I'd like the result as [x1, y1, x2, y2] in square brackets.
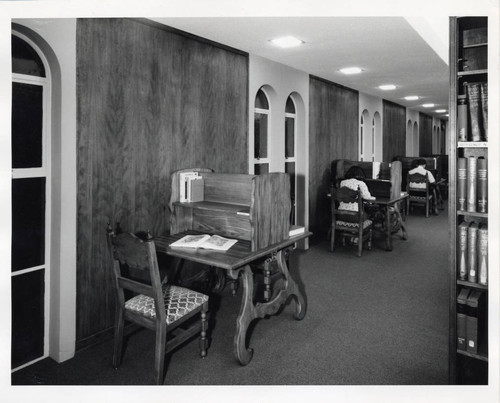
[169, 170, 293, 252]
[449, 17, 489, 385]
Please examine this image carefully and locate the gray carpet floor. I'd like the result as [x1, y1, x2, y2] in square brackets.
[12, 206, 449, 386]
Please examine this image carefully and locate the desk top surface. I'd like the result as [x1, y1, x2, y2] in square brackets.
[366, 192, 409, 205]
[155, 230, 311, 270]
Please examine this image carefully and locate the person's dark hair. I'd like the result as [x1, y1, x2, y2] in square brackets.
[344, 165, 366, 180]
[416, 158, 427, 167]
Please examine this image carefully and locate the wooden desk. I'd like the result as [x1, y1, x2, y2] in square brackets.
[365, 193, 409, 251]
[155, 230, 311, 366]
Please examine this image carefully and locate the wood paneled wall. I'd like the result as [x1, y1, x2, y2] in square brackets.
[382, 100, 406, 162]
[419, 113, 434, 156]
[76, 19, 248, 342]
[308, 76, 358, 237]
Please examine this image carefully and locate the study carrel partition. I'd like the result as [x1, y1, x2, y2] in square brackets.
[169, 171, 291, 252]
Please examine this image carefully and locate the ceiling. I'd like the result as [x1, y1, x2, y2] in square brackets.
[151, 16, 450, 119]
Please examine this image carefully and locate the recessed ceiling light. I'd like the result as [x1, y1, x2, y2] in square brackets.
[270, 36, 304, 48]
[404, 95, 419, 101]
[339, 67, 363, 75]
[422, 103, 435, 108]
[435, 109, 447, 113]
[379, 84, 397, 90]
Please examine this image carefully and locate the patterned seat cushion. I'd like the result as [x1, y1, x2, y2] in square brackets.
[410, 195, 429, 201]
[409, 182, 427, 189]
[336, 219, 372, 229]
[125, 284, 209, 325]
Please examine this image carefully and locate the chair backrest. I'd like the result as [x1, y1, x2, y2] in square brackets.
[106, 226, 166, 321]
[407, 172, 430, 193]
[331, 186, 364, 224]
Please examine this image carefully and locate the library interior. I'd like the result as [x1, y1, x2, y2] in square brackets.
[5, 5, 499, 403]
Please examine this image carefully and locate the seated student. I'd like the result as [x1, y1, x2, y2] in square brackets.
[408, 158, 436, 184]
[408, 158, 438, 214]
[338, 166, 375, 217]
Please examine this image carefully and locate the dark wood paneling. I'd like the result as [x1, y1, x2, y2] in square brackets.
[309, 77, 358, 237]
[383, 100, 406, 162]
[419, 113, 434, 156]
[76, 18, 248, 342]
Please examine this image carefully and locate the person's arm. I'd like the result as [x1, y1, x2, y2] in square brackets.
[427, 170, 436, 183]
[359, 181, 375, 200]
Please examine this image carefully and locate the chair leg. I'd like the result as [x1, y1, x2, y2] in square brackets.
[357, 230, 363, 257]
[330, 226, 336, 252]
[153, 323, 167, 385]
[368, 228, 372, 250]
[425, 201, 429, 217]
[199, 303, 209, 358]
[112, 307, 125, 369]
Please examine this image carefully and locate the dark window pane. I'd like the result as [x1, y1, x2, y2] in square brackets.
[12, 178, 46, 272]
[285, 96, 295, 113]
[285, 117, 295, 158]
[255, 89, 269, 110]
[12, 35, 45, 77]
[12, 82, 43, 168]
[254, 163, 269, 175]
[285, 162, 296, 225]
[12, 269, 45, 368]
[254, 113, 268, 159]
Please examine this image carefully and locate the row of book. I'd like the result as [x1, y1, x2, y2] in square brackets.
[457, 156, 487, 213]
[457, 82, 488, 142]
[457, 222, 488, 285]
[179, 171, 204, 203]
[457, 287, 487, 354]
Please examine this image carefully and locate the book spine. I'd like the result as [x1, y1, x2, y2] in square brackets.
[467, 222, 478, 283]
[480, 82, 488, 141]
[466, 83, 482, 142]
[457, 97, 468, 141]
[478, 225, 488, 286]
[457, 158, 467, 211]
[466, 156, 477, 212]
[457, 288, 470, 351]
[458, 222, 469, 281]
[465, 291, 480, 354]
[477, 157, 488, 213]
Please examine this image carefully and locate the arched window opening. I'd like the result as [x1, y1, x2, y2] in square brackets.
[253, 88, 270, 174]
[11, 32, 51, 370]
[285, 95, 297, 224]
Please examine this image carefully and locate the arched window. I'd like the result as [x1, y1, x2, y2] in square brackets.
[371, 117, 376, 161]
[285, 96, 296, 223]
[11, 33, 51, 370]
[253, 88, 270, 174]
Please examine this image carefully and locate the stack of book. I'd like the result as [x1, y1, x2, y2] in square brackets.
[456, 287, 487, 355]
[457, 221, 488, 285]
[457, 156, 487, 213]
[179, 171, 204, 203]
[457, 82, 488, 142]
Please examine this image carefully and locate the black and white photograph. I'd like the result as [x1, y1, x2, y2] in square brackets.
[1, 1, 499, 402]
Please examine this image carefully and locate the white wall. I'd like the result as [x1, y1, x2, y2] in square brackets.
[359, 92, 383, 161]
[406, 108, 420, 156]
[249, 55, 310, 242]
[12, 19, 77, 363]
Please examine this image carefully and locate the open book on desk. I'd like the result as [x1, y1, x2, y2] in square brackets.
[169, 234, 238, 251]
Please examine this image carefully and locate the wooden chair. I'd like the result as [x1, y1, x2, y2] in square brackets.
[330, 186, 373, 257]
[106, 225, 209, 385]
[406, 172, 434, 217]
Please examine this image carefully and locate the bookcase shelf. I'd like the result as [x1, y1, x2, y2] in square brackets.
[457, 210, 488, 219]
[457, 141, 487, 148]
[457, 69, 488, 76]
[449, 16, 489, 386]
[457, 349, 488, 362]
[457, 279, 488, 290]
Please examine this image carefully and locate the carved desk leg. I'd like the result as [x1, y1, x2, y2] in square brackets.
[234, 264, 256, 366]
[233, 248, 307, 366]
